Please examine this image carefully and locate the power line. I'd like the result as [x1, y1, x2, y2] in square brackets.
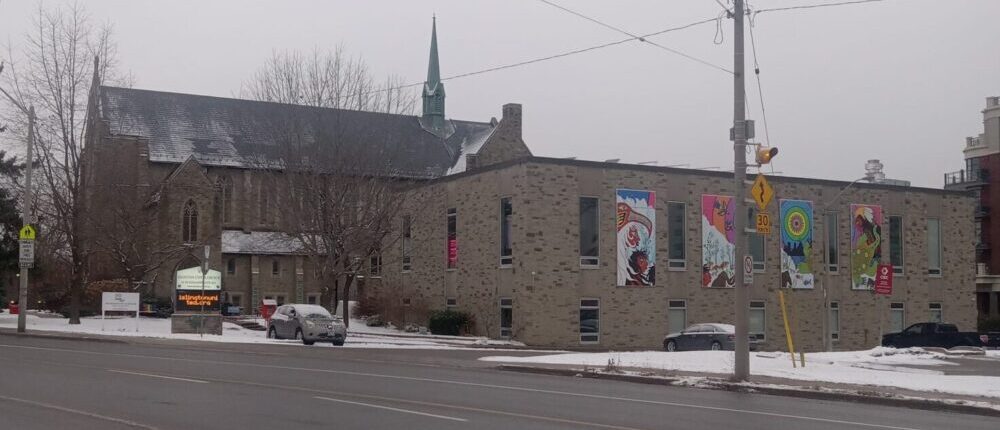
[748, 18, 770, 147]
[537, 0, 733, 74]
[713, 0, 733, 13]
[755, 0, 886, 14]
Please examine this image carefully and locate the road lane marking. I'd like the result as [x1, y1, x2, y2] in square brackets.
[107, 369, 208, 384]
[0, 394, 158, 429]
[0, 343, 933, 430]
[314, 396, 468, 422]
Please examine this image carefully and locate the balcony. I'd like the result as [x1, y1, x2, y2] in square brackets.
[944, 168, 989, 189]
[976, 205, 991, 219]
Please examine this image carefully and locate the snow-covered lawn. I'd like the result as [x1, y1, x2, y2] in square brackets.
[481, 348, 1000, 399]
[0, 310, 523, 350]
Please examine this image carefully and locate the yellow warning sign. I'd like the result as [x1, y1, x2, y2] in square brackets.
[751, 174, 774, 211]
[19, 224, 36, 241]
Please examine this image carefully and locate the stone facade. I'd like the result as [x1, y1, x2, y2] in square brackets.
[372, 158, 976, 351]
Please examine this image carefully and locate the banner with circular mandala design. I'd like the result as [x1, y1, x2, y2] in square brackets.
[780, 200, 814, 289]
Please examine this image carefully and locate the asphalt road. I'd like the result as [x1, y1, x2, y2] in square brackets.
[0, 335, 996, 430]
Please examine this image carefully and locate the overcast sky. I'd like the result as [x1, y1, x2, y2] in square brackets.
[1, 0, 997, 188]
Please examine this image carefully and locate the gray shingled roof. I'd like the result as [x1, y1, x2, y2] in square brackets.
[99, 86, 496, 178]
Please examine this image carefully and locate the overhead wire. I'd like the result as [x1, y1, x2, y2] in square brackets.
[537, 0, 733, 74]
[754, 0, 885, 14]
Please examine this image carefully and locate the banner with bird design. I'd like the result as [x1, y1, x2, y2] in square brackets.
[617, 189, 656, 286]
[702, 194, 736, 288]
[850, 204, 883, 290]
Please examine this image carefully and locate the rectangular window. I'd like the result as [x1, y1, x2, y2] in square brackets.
[272, 260, 280, 277]
[580, 299, 600, 343]
[829, 302, 840, 341]
[231, 293, 243, 309]
[579, 197, 600, 266]
[927, 218, 941, 276]
[402, 215, 412, 272]
[825, 212, 839, 273]
[890, 302, 905, 333]
[750, 232, 765, 272]
[447, 297, 457, 308]
[929, 302, 942, 323]
[500, 298, 513, 338]
[667, 202, 686, 270]
[447, 208, 457, 269]
[889, 216, 904, 274]
[668, 300, 687, 335]
[749, 301, 766, 342]
[402, 298, 411, 306]
[306, 294, 320, 305]
[226, 258, 236, 275]
[500, 198, 513, 266]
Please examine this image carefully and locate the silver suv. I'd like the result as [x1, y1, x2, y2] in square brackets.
[267, 304, 347, 346]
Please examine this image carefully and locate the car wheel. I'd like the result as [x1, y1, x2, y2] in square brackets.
[666, 340, 677, 352]
[267, 326, 278, 340]
[710, 341, 722, 351]
[294, 329, 311, 345]
[332, 340, 345, 346]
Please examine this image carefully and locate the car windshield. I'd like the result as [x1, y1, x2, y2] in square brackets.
[295, 305, 332, 319]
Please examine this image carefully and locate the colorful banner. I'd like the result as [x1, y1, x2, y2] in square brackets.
[850, 204, 883, 290]
[616, 189, 655, 286]
[702, 195, 735, 288]
[780, 200, 814, 289]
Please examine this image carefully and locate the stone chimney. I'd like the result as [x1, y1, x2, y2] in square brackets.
[501, 103, 522, 140]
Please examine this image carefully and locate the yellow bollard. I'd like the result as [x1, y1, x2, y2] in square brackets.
[779, 290, 797, 368]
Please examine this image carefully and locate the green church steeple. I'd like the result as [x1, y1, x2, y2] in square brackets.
[422, 16, 446, 129]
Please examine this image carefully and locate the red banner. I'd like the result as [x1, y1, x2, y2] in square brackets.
[447, 237, 457, 268]
[875, 264, 893, 295]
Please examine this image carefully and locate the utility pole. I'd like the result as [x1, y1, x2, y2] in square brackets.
[17, 107, 35, 333]
[732, 0, 750, 381]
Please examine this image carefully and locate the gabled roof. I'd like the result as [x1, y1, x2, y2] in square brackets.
[99, 86, 495, 178]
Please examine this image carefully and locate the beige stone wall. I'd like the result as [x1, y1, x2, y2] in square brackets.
[371, 159, 976, 351]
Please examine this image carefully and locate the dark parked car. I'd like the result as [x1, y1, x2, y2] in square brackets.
[881, 322, 1000, 349]
[663, 323, 738, 351]
[267, 304, 347, 346]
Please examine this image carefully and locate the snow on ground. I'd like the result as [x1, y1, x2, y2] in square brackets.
[481, 348, 1000, 399]
[0, 311, 524, 350]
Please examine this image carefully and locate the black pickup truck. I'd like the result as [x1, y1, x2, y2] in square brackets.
[881, 322, 1000, 349]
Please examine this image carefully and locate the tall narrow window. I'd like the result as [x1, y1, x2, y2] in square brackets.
[749, 301, 766, 342]
[226, 258, 236, 275]
[218, 176, 233, 224]
[182, 200, 198, 243]
[500, 198, 513, 266]
[929, 302, 942, 323]
[579, 299, 600, 343]
[890, 302, 905, 332]
[402, 215, 412, 271]
[825, 212, 839, 273]
[259, 182, 270, 226]
[889, 216, 904, 274]
[272, 260, 280, 277]
[447, 208, 457, 269]
[829, 301, 840, 341]
[667, 202, 686, 270]
[668, 300, 687, 335]
[369, 251, 382, 276]
[499, 298, 513, 338]
[579, 197, 599, 266]
[927, 218, 941, 275]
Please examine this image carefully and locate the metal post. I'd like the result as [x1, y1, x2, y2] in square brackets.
[17, 107, 35, 333]
[732, 0, 750, 381]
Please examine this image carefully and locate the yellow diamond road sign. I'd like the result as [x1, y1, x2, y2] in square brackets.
[751, 174, 774, 211]
[19, 224, 36, 241]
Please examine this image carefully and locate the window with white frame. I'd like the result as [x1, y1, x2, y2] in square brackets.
[579, 299, 600, 343]
[668, 300, 687, 335]
[369, 251, 382, 277]
[446, 297, 457, 308]
[890, 302, 905, 333]
[889, 215, 904, 274]
[667, 202, 686, 270]
[927, 218, 941, 276]
[500, 298, 512, 338]
[749, 301, 766, 342]
[579, 197, 599, 267]
[929, 302, 942, 323]
[500, 198, 513, 267]
[829, 301, 840, 341]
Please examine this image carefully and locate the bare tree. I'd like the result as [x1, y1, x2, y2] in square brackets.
[240, 46, 416, 115]
[0, 2, 128, 323]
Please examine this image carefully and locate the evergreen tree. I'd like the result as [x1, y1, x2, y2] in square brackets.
[0, 150, 24, 307]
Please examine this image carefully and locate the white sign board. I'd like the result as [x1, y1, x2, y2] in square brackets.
[175, 266, 222, 291]
[743, 255, 754, 286]
[101, 292, 141, 332]
[19, 240, 34, 268]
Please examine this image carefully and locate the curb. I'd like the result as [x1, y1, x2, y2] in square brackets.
[0, 329, 128, 344]
[496, 365, 1000, 418]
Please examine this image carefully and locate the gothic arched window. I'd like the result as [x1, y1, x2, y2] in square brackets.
[183, 200, 199, 243]
[218, 176, 234, 224]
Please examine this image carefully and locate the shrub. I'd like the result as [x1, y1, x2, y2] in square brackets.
[428, 309, 472, 336]
[979, 317, 1000, 332]
[355, 294, 381, 318]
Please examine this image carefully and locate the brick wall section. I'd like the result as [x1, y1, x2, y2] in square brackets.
[371, 159, 975, 351]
